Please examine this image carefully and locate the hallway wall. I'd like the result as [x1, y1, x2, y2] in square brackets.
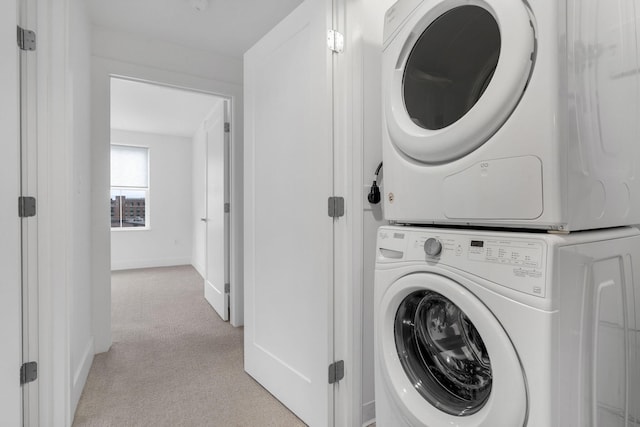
[69, 0, 94, 415]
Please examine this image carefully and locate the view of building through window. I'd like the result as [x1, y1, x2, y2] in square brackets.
[111, 144, 149, 229]
[110, 189, 147, 228]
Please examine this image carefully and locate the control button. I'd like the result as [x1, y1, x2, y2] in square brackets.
[424, 238, 442, 257]
[455, 245, 463, 255]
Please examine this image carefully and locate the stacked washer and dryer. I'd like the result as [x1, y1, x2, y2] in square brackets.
[374, 0, 640, 426]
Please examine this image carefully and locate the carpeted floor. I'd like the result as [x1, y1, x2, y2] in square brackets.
[73, 265, 306, 427]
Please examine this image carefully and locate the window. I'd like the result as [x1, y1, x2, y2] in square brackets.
[110, 145, 149, 229]
[403, 6, 501, 130]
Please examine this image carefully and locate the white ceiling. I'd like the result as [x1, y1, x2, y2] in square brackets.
[87, 0, 304, 58]
[110, 78, 222, 137]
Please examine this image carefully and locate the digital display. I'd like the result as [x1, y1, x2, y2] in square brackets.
[393, 233, 405, 239]
[470, 240, 484, 248]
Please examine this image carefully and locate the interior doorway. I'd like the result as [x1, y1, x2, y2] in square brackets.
[109, 77, 231, 321]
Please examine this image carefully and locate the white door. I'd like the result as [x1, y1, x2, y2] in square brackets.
[204, 99, 229, 321]
[244, 0, 335, 425]
[1, 0, 25, 424]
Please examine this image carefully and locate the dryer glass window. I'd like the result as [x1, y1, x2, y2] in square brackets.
[403, 6, 501, 130]
[395, 290, 492, 416]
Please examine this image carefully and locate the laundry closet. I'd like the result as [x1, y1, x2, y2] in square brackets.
[374, 0, 640, 426]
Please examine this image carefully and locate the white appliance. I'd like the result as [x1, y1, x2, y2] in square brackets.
[374, 225, 640, 426]
[381, 0, 640, 231]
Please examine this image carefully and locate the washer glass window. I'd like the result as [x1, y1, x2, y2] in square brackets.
[403, 6, 501, 130]
[395, 290, 492, 416]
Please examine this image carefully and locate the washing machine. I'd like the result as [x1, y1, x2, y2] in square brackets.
[381, 0, 640, 231]
[374, 225, 640, 426]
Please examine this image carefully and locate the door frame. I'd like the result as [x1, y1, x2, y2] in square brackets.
[332, 0, 360, 424]
[0, 0, 23, 424]
[91, 61, 244, 354]
[33, 0, 75, 424]
[19, 0, 40, 423]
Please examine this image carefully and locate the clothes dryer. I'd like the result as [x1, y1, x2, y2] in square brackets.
[382, 0, 640, 231]
[374, 225, 640, 426]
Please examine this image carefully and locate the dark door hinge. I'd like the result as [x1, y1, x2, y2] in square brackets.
[18, 196, 36, 218]
[328, 196, 344, 218]
[328, 360, 344, 384]
[20, 362, 37, 385]
[224, 122, 230, 133]
[17, 26, 36, 51]
[224, 283, 230, 293]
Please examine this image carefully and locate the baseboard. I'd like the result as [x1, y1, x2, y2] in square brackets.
[191, 260, 205, 279]
[71, 337, 94, 417]
[362, 400, 376, 427]
[111, 257, 192, 271]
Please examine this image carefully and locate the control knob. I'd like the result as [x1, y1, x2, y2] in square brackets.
[424, 238, 442, 257]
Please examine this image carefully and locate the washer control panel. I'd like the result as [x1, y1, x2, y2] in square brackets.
[377, 227, 548, 298]
[467, 239, 543, 268]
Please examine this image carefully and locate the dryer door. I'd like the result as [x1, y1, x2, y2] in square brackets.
[384, 0, 535, 163]
[378, 273, 527, 425]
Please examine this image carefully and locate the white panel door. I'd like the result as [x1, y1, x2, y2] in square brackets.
[244, 0, 334, 425]
[1, 0, 24, 424]
[204, 99, 229, 321]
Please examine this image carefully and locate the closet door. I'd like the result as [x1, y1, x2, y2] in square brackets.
[244, 0, 335, 425]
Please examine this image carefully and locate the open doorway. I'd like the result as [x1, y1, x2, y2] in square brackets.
[109, 77, 230, 321]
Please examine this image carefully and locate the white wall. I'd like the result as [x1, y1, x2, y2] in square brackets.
[110, 130, 193, 270]
[92, 26, 243, 86]
[360, 0, 395, 424]
[91, 28, 244, 352]
[68, 0, 94, 416]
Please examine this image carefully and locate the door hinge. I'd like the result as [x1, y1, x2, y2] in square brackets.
[328, 360, 344, 384]
[328, 196, 344, 218]
[327, 29, 344, 53]
[224, 203, 230, 213]
[20, 362, 37, 385]
[224, 283, 230, 293]
[224, 122, 230, 133]
[17, 26, 36, 51]
[18, 196, 36, 218]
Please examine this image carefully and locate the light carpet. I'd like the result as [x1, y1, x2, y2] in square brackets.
[73, 265, 306, 427]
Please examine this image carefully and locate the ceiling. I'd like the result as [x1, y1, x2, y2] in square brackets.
[87, 0, 304, 58]
[111, 78, 222, 137]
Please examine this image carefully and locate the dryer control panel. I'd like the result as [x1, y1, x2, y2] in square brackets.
[377, 227, 548, 298]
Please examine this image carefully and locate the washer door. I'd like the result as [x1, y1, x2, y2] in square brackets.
[384, 0, 535, 163]
[378, 273, 527, 425]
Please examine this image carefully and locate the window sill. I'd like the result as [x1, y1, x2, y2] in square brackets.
[111, 227, 151, 232]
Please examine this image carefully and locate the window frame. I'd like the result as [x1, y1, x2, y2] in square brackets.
[110, 143, 151, 231]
